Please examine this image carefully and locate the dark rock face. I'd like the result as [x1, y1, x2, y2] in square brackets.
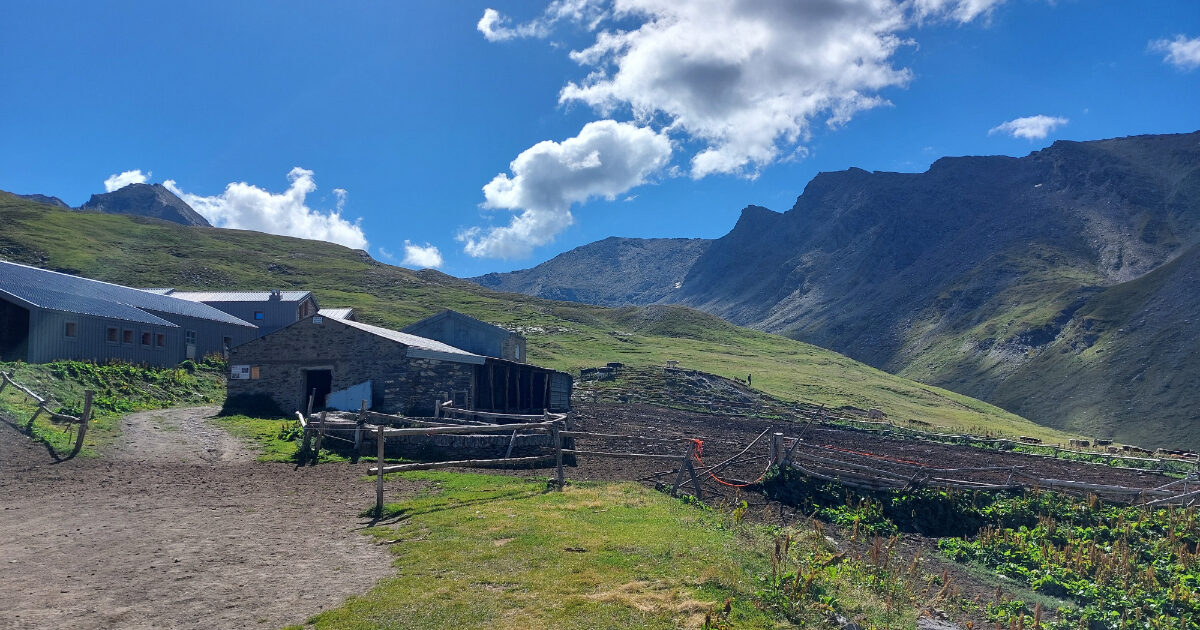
[81, 183, 211, 227]
[471, 237, 712, 306]
[474, 130, 1200, 448]
[14, 193, 70, 208]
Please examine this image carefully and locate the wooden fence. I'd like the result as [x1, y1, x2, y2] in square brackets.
[0, 371, 93, 456]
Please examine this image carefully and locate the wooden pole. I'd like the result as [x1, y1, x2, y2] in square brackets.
[686, 456, 703, 500]
[672, 441, 696, 496]
[370, 455, 554, 474]
[306, 389, 315, 418]
[376, 424, 385, 517]
[355, 400, 367, 455]
[489, 364, 495, 411]
[552, 423, 564, 489]
[504, 366, 510, 413]
[71, 390, 93, 456]
[0, 372, 8, 394]
[771, 433, 784, 465]
[313, 411, 327, 461]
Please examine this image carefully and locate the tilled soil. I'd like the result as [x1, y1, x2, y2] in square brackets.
[0, 408, 406, 630]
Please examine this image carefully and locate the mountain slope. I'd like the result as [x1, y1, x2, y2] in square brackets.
[469, 131, 1200, 449]
[472, 237, 711, 306]
[0, 192, 1072, 442]
[80, 183, 211, 227]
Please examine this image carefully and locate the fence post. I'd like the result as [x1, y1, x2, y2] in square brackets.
[771, 433, 783, 465]
[434, 398, 440, 419]
[71, 390, 93, 456]
[0, 372, 8, 394]
[307, 389, 315, 418]
[355, 400, 366, 455]
[376, 424, 386, 517]
[672, 441, 696, 497]
[313, 411, 327, 462]
[552, 423, 565, 489]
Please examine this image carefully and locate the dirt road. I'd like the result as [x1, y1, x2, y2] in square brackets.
[0, 408, 399, 630]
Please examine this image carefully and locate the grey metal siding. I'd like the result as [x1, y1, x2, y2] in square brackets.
[550, 372, 572, 412]
[403, 312, 523, 360]
[198, 299, 308, 337]
[28, 310, 183, 367]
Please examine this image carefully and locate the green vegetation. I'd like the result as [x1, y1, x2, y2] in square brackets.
[211, 415, 306, 462]
[0, 358, 225, 455]
[765, 466, 1200, 628]
[300, 471, 928, 630]
[0, 194, 1079, 442]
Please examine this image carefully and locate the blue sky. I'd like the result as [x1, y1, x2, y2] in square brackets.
[2, 1, 1198, 278]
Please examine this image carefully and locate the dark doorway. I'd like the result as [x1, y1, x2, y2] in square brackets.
[304, 369, 333, 409]
[0, 299, 30, 361]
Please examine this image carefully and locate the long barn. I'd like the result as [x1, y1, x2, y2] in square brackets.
[0, 261, 257, 366]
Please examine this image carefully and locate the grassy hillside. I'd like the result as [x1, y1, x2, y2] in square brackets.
[0, 193, 1076, 442]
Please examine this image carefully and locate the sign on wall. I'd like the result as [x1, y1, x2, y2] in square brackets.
[231, 365, 251, 380]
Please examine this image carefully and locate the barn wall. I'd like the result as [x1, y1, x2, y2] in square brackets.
[200, 296, 314, 337]
[27, 309, 183, 367]
[227, 317, 474, 416]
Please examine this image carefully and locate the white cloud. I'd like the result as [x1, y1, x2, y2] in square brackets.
[164, 168, 369, 250]
[460, 119, 671, 258]
[911, 0, 1006, 24]
[478, 1, 604, 42]
[401, 241, 444, 268]
[104, 169, 150, 192]
[1150, 35, 1200, 71]
[987, 115, 1069, 140]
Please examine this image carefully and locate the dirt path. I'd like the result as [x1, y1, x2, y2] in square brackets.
[0, 408, 403, 630]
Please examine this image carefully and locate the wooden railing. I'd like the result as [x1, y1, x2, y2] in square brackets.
[0, 371, 93, 456]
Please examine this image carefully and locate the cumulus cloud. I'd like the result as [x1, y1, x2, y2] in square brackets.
[164, 168, 369, 250]
[104, 169, 150, 192]
[988, 115, 1069, 140]
[1150, 35, 1200, 71]
[459, 119, 671, 258]
[401, 241, 444, 268]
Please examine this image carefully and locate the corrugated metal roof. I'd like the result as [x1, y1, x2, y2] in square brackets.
[317, 307, 355, 319]
[165, 290, 313, 303]
[331, 317, 486, 365]
[0, 261, 257, 328]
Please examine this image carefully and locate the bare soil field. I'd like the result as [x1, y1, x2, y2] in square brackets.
[565, 402, 1174, 495]
[0, 408, 405, 630]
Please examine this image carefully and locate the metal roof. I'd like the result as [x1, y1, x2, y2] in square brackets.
[0, 261, 257, 328]
[402, 309, 520, 338]
[332, 317, 486, 365]
[317, 307, 355, 320]
[155, 290, 314, 303]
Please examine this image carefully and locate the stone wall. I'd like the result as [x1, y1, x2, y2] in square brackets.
[227, 317, 475, 416]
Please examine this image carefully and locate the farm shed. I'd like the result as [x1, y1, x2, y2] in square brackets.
[0, 261, 257, 366]
[145, 289, 319, 336]
[226, 314, 570, 415]
[402, 310, 526, 363]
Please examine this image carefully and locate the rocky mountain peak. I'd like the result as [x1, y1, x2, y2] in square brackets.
[81, 183, 211, 227]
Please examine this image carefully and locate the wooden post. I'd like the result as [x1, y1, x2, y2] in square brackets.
[355, 400, 367, 455]
[300, 425, 312, 456]
[504, 366, 510, 413]
[552, 423, 565, 489]
[375, 424, 386, 517]
[0, 372, 8, 394]
[672, 441, 696, 496]
[434, 397, 441, 418]
[71, 390, 93, 456]
[489, 363, 496, 411]
[313, 411, 327, 461]
[25, 406, 43, 433]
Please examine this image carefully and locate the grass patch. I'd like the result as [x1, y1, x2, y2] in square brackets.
[305, 472, 925, 629]
[0, 358, 225, 456]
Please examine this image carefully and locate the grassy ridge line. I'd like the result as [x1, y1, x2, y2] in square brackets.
[0, 195, 1074, 442]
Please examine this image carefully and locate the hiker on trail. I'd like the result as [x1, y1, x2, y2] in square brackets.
[747, 373, 752, 386]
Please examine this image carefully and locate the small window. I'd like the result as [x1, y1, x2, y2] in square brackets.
[141, 331, 152, 347]
[155, 333, 166, 348]
[123, 329, 134, 344]
[185, 330, 197, 345]
[223, 336, 232, 357]
[250, 366, 261, 379]
[107, 327, 119, 343]
[254, 311, 265, 320]
[65, 322, 78, 338]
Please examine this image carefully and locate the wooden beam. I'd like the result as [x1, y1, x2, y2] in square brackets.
[370, 454, 553, 474]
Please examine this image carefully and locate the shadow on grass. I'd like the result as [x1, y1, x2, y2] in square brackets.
[356, 483, 549, 529]
[0, 410, 78, 463]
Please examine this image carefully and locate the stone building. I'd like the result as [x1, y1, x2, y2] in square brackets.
[227, 314, 570, 416]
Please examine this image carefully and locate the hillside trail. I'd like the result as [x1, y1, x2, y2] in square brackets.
[0, 406, 405, 630]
